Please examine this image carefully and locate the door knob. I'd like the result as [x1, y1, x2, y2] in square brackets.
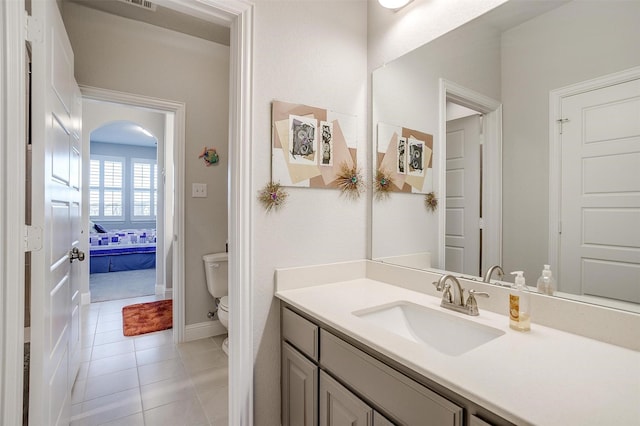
[69, 247, 85, 263]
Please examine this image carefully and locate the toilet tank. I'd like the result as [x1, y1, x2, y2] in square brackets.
[202, 252, 228, 298]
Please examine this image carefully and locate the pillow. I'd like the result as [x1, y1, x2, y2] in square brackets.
[93, 222, 108, 233]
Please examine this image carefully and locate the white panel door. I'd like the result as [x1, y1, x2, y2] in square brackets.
[68, 84, 83, 389]
[560, 78, 640, 302]
[445, 115, 481, 276]
[30, 1, 83, 425]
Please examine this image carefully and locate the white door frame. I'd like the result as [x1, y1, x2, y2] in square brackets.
[1, 2, 27, 425]
[439, 79, 502, 273]
[1, 0, 254, 424]
[80, 86, 185, 339]
[548, 65, 640, 277]
[146, 1, 256, 424]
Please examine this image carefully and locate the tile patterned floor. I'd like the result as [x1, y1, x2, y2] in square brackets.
[71, 295, 228, 426]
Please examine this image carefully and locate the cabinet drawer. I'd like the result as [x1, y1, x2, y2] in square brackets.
[283, 307, 319, 361]
[320, 330, 462, 426]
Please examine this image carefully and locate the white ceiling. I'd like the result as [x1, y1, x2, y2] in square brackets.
[90, 120, 158, 147]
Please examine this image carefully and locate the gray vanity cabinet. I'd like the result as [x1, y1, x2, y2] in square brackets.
[281, 305, 509, 426]
[319, 370, 395, 426]
[373, 412, 395, 426]
[469, 415, 493, 426]
[282, 342, 318, 426]
[320, 330, 462, 426]
[320, 370, 373, 426]
[283, 307, 319, 361]
[282, 306, 321, 426]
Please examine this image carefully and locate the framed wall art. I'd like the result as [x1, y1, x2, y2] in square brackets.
[271, 100, 358, 189]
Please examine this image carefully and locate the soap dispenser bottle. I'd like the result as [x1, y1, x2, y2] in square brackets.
[509, 271, 531, 332]
[536, 264, 556, 296]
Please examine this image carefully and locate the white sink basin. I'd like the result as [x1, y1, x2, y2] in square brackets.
[353, 301, 505, 356]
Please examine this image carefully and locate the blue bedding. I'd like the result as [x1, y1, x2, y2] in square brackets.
[89, 229, 156, 273]
[90, 245, 156, 273]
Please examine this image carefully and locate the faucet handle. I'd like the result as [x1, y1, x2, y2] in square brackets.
[434, 280, 453, 303]
[442, 283, 453, 304]
[466, 289, 490, 316]
[469, 289, 490, 298]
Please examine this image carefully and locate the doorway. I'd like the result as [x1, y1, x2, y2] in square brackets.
[81, 87, 185, 342]
[86, 104, 163, 303]
[0, 1, 253, 424]
[439, 79, 502, 276]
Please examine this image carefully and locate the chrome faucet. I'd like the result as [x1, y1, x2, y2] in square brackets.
[434, 275, 465, 306]
[433, 274, 489, 316]
[483, 265, 505, 283]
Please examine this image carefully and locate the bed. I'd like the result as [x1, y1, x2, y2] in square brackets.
[89, 229, 156, 274]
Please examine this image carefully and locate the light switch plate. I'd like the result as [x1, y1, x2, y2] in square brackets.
[192, 183, 207, 198]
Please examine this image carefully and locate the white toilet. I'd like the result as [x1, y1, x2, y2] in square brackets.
[203, 252, 229, 355]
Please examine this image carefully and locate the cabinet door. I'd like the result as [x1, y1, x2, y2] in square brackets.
[320, 371, 373, 426]
[282, 342, 318, 426]
[373, 411, 395, 426]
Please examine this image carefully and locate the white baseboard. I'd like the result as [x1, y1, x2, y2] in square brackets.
[184, 320, 227, 342]
[81, 292, 91, 305]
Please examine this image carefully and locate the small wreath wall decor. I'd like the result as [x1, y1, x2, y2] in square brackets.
[374, 170, 393, 200]
[258, 182, 288, 212]
[336, 163, 364, 200]
[425, 191, 438, 212]
[199, 146, 219, 166]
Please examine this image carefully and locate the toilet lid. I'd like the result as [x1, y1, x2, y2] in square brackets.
[219, 296, 229, 310]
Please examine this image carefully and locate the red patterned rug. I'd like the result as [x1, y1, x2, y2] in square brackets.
[122, 300, 173, 336]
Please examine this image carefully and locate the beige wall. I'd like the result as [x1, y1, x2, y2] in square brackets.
[63, 2, 230, 325]
[252, 1, 368, 422]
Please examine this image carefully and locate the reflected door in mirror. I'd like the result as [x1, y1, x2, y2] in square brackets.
[445, 114, 481, 276]
[559, 78, 640, 304]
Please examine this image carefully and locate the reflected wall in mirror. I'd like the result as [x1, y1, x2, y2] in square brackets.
[371, 0, 640, 312]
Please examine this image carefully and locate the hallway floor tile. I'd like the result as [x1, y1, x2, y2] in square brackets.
[71, 295, 228, 426]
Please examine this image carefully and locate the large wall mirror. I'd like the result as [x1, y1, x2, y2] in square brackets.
[371, 0, 640, 313]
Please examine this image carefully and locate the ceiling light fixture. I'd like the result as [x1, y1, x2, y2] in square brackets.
[378, 0, 413, 10]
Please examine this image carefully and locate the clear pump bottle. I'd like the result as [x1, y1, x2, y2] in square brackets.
[536, 264, 556, 295]
[509, 271, 531, 332]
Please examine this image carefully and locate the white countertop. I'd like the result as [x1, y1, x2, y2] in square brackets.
[276, 277, 640, 426]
